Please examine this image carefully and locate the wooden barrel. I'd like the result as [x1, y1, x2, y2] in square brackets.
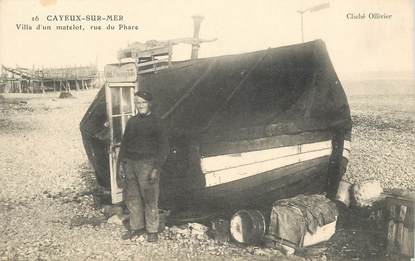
[211, 218, 230, 243]
[230, 209, 266, 244]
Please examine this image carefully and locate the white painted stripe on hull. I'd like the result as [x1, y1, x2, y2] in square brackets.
[201, 140, 332, 173]
[205, 147, 332, 187]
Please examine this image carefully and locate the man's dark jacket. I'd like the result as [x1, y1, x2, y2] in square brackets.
[118, 113, 169, 171]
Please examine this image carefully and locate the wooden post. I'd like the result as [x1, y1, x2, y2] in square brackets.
[387, 205, 397, 254]
[53, 80, 56, 92]
[191, 15, 204, 60]
[18, 80, 22, 93]
[5, 80, 10, 93]
[396, 205, 407, 253]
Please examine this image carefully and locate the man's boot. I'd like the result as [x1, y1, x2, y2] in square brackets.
[147, 232, 158, 242]
[122, 229, 145, 240]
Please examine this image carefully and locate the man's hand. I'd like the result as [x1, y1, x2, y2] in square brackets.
[116, 161, 126, 188]
[149, 168, 160, 184]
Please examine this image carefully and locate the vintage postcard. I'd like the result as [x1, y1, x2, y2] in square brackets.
[0, 0, 413, 260]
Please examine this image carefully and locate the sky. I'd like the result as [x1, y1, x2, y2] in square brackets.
[0, 0, 413, 79]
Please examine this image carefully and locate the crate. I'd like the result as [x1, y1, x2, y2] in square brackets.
[384, 190, 414, 257]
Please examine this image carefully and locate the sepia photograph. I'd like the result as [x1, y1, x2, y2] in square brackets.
[0, 0, 414, 260]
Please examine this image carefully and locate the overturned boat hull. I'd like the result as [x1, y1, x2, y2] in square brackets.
[80, 39, 352, 210]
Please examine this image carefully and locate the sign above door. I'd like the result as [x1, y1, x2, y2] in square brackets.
[104, 62, 137, 83]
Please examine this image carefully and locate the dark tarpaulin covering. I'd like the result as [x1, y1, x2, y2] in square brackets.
[80, 39, 351, 190]
[140, 39, 351, 145]
[80, 88, 111, 188]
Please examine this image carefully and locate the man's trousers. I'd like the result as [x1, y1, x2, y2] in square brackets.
[123, 158, 159, 233]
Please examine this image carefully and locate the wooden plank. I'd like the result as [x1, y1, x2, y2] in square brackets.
[204, 156, 328, 193]
[119, 88, 125, 136]
[205, 149, 331, 187]
[104, 83, 122, 204]
[137, 65, 169, 75]
[137, 58, 169, 67]
[401, 227, 414, 257]
[396, 205, 407, 253]
[403, 206, 414, 232]
[202, 145, 299, 173]
[387, 205, 397, 254]
[202, 158, 329, 207]
[384, 196, 415, 207]
[108, 82, 135, 88]
[134, 47, 170, 58]
[201, 131, 333, 157]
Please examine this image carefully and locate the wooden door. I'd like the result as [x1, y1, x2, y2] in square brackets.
[105, 82, 135, 203]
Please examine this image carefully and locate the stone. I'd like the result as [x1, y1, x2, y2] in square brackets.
[107, 214, 128, 226]
[353, 180, 383, 207]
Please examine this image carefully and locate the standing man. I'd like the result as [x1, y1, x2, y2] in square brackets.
[117, 90, 169, 242]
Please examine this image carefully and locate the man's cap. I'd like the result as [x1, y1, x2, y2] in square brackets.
[134, 90, 153, 101]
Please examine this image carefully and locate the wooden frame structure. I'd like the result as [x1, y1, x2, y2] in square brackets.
[0, 65, 98, 93]
[118, 43, 173, 75]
